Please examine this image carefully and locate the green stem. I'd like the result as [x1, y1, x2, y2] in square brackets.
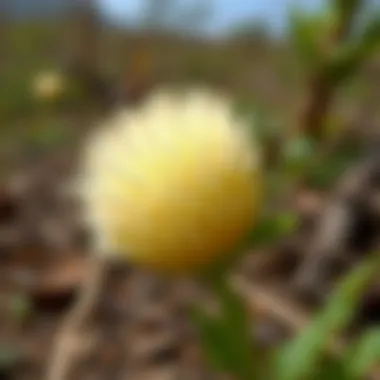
[207, 271, 257, 380]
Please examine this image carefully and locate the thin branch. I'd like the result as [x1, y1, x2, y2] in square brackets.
[232, 276, 309, 331]
[301, 0, 362, 140]
[45, 255, 106, 380]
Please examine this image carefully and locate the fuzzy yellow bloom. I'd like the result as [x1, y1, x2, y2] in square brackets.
[79, 88, 260, 273]
[32, 70, 64, 101]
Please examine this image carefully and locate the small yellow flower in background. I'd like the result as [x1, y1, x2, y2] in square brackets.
[79, 88, 261, 273]
[32, 70, 65, 101]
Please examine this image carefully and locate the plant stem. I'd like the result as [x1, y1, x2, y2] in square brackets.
[301, 0, 363, 141]
[207, 272, 257, 380]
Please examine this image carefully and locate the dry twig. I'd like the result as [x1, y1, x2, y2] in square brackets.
[45, 255, 106, 380]
[232, 275, 309, 331]
[300, 0, 360, 140]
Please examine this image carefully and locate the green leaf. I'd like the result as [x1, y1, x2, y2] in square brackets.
[360, 13, 380, 49]
[282, 136, 317, 178]
[191, 307, 233, 373]
[326, 43, 366, 85]
[306, 142, 363, 190]
[311, 356, 348, 380]
[326, 13, 380, 85]
[344, 328, 380, 379]
[245, 212, 299, 248]
[211, 276, 257, 379]
[275, 255, 380, 380]
[191, 292, 256, 380]
[288, 8, 327, 67]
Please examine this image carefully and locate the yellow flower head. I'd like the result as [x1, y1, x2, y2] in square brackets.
[32, 70, 64, 101]
[79, 88, 260, 273]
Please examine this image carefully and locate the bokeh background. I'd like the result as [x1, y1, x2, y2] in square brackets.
[0, 0, 380, 379]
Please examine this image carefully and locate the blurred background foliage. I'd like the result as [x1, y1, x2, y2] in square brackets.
[1, 0, 379, 159]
